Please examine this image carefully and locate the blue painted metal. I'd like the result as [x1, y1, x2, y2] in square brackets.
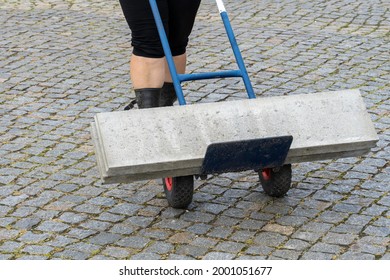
[200, 136, 293, 175]
[219, 11, 256, 99]
[178, 70, 242, 82]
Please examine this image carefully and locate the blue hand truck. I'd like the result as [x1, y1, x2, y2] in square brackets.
[149, 0, 292, 208]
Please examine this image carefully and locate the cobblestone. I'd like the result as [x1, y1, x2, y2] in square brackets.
[88, 232, 121, 246]
[0, 0, 388, 260]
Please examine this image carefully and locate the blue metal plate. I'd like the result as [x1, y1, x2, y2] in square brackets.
[200, 136, 293, 175]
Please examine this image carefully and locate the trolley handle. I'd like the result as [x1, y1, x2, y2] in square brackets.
[149, 0, 255, 105]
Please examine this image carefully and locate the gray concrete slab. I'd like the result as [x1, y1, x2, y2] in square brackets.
[91, 89, 378, 183]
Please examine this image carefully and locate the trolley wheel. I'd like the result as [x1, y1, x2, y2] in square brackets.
[258, 164, 292, 197]
[162, 175, 194, 209]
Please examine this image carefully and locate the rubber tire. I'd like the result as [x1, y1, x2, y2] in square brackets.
[163, 176, 194, 209]
[259, 164, 292, 197]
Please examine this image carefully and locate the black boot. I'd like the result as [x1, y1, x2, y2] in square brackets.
[124, 88, 160, 110]
[159, 82, 177, 107]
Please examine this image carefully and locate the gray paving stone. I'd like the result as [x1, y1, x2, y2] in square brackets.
[53, 249, 90, 260]
[59, 212, 87, 224]
[130, 253, 161, 260]
[0, 194, 29, 206]
[66, 228, 97, 240]
[0, 206, 12, 216]
[0, 241, 23, 253]
[59, 195, 87, 204]
[309, 243, 342, 254]
[13, 217, 41, 230]
[18, 232, 51, 244]
[346, 214, 373, 226]
[80, 220, 112, 231]
[190, 237, 219, 248]
[109, 203, 141, 216]
[0, 176, 16, 185]
[125, 216, 154, 228]
[352, 243, 386, 255]
[313, 190, 344, 202]
[33, 210, 59, 220]
[276, 215, 309, 227]
[36, 221, 69, 232]
[17, 255, 49, 260]
[97, 212, 124, 223]
[322, 232, 358, 246]
[175, 245, 208, 258]
[88, 232, 122, 246]
[74, 186, 104, 197]
[253, 232, 287, 247]
[203, 252, 236, 260]
[331, 224, 364, 234]
[101, 247, 133, 259]
[214, 215, 242, 227]
[160, 207, 185, 219]
[46, 236, 76, 247]
[167, 254, 195, 260]
[271, 249, 301, 260]
[207, 227, 234, 239]
[155, 219, 191, 230]
[283, 239, 311, 251]
[230, 230, 256, 243]
[181, 211, 216, 223]
[22, 245, 53, 255]
[381, 254, 390, 260]
[144, 241, 174, 255]
[215, 241, 246, 254]
[116, 236, 150, 249]
[196, 203, 229, 214]
[0, 217, 16, 228]
[237, 255, 267, 260]
[223, 208, 248, 219]
[73, 204, 102, 214]
[300, 252, 334, 260]
[67, 242, 101, 255]
[292, 231, 323, 242]
[93, 90, 377, 183]
[377, 196, 390, 207]
[363, 225, 390, 237]
[186, 223, 212, 235]
[125, 191, 157, 204]
[22, 196, 53, 208]
[333, 203, 363, 213]
[339, 251, 375, 260]
[0, 254, 13, 260]
[301, 222, 333, 233]
[109, 224, 137, 235]
[238, 219, 266, 230]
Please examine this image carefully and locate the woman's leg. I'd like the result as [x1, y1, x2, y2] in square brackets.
[164, 0, 201, 82]
[159, 0, 201, 106]
[130, 55, 165, 89]
[119, 0, 169, 90]
[118, 0, 200, 107]
[164, 54, 186, 83]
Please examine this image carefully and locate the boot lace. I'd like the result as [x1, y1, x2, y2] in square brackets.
[124, 99, 137, 110]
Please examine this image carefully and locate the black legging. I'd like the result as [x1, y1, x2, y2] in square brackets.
[119, 0, 201, 58]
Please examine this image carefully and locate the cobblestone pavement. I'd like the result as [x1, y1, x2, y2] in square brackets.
[0, 0, 389, 260]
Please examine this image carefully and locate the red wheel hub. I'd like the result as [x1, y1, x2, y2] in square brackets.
[165, 177, 173, 191]
[261, 168, 272, 181]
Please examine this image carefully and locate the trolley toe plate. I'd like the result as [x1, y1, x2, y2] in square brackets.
[200, 136, 293, 175]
